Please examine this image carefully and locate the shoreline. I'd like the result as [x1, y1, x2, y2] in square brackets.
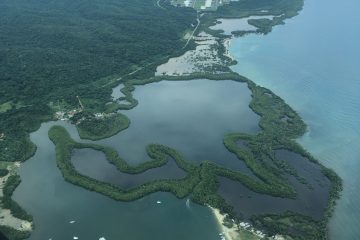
[210, 206, 269, 240]
[220, 13, 342, 240]
[0, 162, 33, 233]
[210, 206, 241, 240]
[210, 207, 288, 240]
[223, 38, 236, 62]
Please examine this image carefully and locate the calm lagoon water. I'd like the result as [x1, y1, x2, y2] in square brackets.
[229, 0, 360, 238]
[99, 80, 260, 174]
[218, 150, 330, 220]
[13, 79, 259, 239]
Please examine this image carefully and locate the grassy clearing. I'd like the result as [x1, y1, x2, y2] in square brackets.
[0, 102, 12, 113]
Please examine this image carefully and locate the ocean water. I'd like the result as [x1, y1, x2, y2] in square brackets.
[229, 0, 360, 238]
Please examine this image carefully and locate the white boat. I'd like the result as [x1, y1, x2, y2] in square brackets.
[186, 199, 191, 208]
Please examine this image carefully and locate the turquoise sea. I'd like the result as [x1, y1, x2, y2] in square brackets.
[230, 0, 360, 239]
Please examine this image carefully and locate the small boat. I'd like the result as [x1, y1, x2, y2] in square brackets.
[156, 200, 162, 204]
[186, 198, 190, 208]
[69, 220, 76, 224]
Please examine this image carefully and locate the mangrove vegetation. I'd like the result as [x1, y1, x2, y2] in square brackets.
[49, 73, 342, 239]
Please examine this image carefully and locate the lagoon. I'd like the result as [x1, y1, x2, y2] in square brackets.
[12, 79, 259, 239]
[99, 80, 260, 172]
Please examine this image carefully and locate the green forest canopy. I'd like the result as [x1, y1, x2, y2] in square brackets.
[0, 0, 304, 162]
[0, 0, 196, 161]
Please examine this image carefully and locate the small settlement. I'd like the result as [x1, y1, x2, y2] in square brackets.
[54, 108, 82, 121]
[54, 108, 115, 125]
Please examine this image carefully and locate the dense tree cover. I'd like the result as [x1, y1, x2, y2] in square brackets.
[0, 174, 32, 239]
[49, 125, 201, 201]
[251, 212, 324, 240]
[1, 175, 33, 222]
[0, 230, 8, 240]
[0, 0, 196, 104]
[75, 112, 130, 140]
[0, 226, 29, 240]
[0, 0, 305, 163]
[0, 0, 197, 161]
[214, 0, 303, 18]
[0, 169, 9, 177]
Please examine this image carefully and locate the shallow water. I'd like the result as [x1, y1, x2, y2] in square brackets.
[111, 84, 125, 100]
[229, 0, 360, 238]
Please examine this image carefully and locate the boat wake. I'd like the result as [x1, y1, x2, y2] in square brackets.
[186, 198, 191, 210]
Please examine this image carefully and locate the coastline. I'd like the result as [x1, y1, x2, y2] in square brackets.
[221, 11, 342, 240]
[210, 206, 281, 240]
[210, 206, 240, 240]
[223, 38, 236, 62]
[210, 206, 290, 240]
[0, 162, 32, 234]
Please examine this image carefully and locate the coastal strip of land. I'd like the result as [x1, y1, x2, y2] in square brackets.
[0, 162, 32, 240]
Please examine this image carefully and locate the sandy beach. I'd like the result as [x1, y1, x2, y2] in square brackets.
[209, 206, 282, 240]
[211, 207, 242, 240]
[210, 206, 290, 240]
[223, 38, 236, 62]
